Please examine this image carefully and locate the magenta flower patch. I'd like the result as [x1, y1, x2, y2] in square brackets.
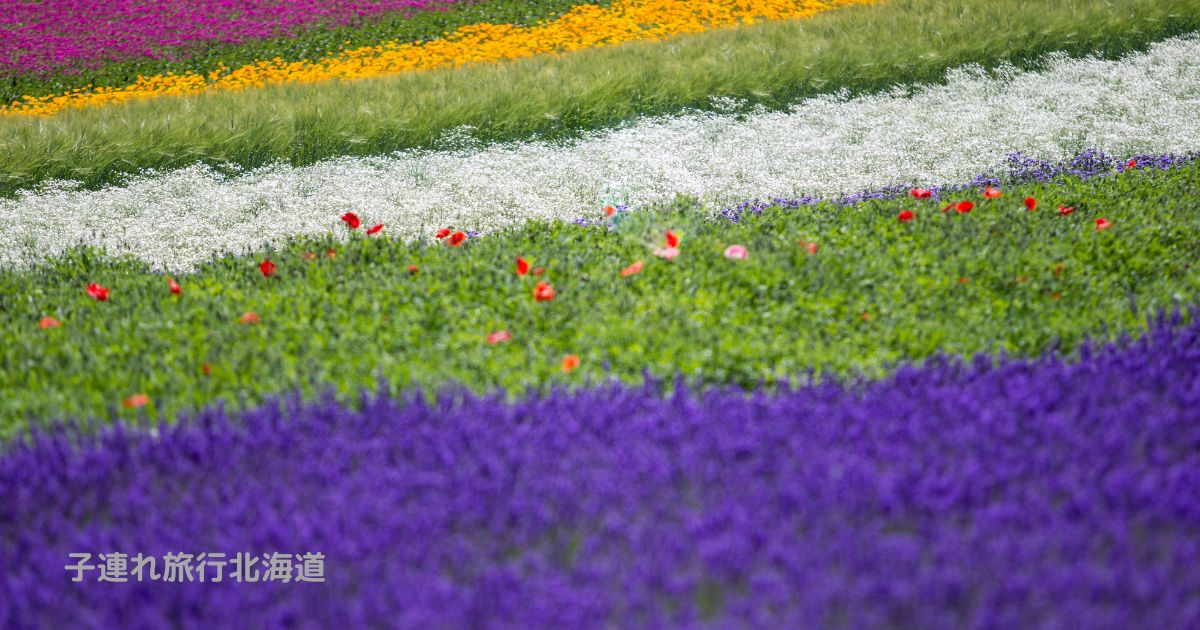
[0, 0, 463, 76]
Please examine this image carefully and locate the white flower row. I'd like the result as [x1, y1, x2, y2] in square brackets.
[3, 36, 1200, 271]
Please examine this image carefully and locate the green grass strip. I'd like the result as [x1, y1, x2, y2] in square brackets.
[2, 0, 1199, 199]
[3, 163, 1200, 434]
[1, 0, 615, 104]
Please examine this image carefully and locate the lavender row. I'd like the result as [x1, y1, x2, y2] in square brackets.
[4, 311, 1200, 627]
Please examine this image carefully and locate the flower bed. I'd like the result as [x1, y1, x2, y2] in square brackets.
[3, 37, 1199, 271]
[5, 0, 1200, 622]
[5, 310, 1200, 627]
[3, 157, 1199, 430]
[3, 0, 1196, 198]
[0, 0, 465, 76]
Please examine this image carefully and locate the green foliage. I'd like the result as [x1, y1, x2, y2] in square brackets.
[3, 164, 1199, 434]
[2, 0, 1199, 198]
[0, 0, 615, 104]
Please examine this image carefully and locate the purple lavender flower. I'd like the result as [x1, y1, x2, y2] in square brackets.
[3, 311, 1200, 627]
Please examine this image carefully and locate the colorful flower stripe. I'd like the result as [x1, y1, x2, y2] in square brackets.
[0, 1, 620, 107]
[7, 159, 1199, 429]
[6, 0, 1193, 199]
[0, 0, 466, 77]
[2, 0, 868, 118]
[5, 311, 1200, 627]
[3, 36, 1197, 271]
[716, 149, 1199, 222]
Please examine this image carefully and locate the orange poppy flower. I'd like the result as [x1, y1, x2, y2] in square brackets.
[561, 354, 580, 373]
[122, 394, 149, 409]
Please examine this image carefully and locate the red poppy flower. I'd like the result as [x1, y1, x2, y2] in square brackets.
[910, 188, 932, 199]
[957, 277, 970, 284]
[407, 264, 419, 275]
[604, 205, 616, 217]
[435, 228, 452, 239]
[486, 330, 512, 345]
[1024, 197, 1037, 211]
[800, 241, 818, 255]
[86, 283, 109, 301]
[940, 202, 954, 213]
[665, 230, 680, 248]
[340, 212, 361, 230]
[326, 248, 337, 259]
[532, 267, 545, 276]
[366, 223, 384, 235]
[202, 362, 213, 376]
[533, 281, 556, 302]
[955, 201, 974, 214]
[859, 311, 872, 321]
[301, 251, 317, 261]
[448, 232, 466, 247]
[561, 354, 580, 373]
[983, 186, 1002, 199]
[1126, 158, 1137, 169]
[1057, 205, 1074, 216]
[620, 260, 644, 277]
[898, 210, 915, 223]
[239, 311, 260, 325]
[122, 393, 150, 409]
[260, 259, 276, 277]
[516, 256, 530, 276]
[168, 277, 181, 295]
[39, 316, 61, 329]
[1095, 217, 1112, 231]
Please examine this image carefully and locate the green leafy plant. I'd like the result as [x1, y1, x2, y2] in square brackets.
[2, 163, 1198, 433]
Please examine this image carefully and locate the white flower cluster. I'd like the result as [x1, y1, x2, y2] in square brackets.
[3, 36, 1200, 271]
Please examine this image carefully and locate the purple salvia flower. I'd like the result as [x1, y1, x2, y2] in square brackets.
[3, 310, 1200, 627]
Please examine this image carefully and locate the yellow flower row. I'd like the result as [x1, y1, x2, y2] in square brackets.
[3, 0, 877, 118]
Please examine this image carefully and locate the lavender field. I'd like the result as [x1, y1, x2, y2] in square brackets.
[4, 0, 1200, 626]
[6, 312, 1200, 626]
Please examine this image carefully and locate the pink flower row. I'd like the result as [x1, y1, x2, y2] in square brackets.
[0, 0, 462, 76]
